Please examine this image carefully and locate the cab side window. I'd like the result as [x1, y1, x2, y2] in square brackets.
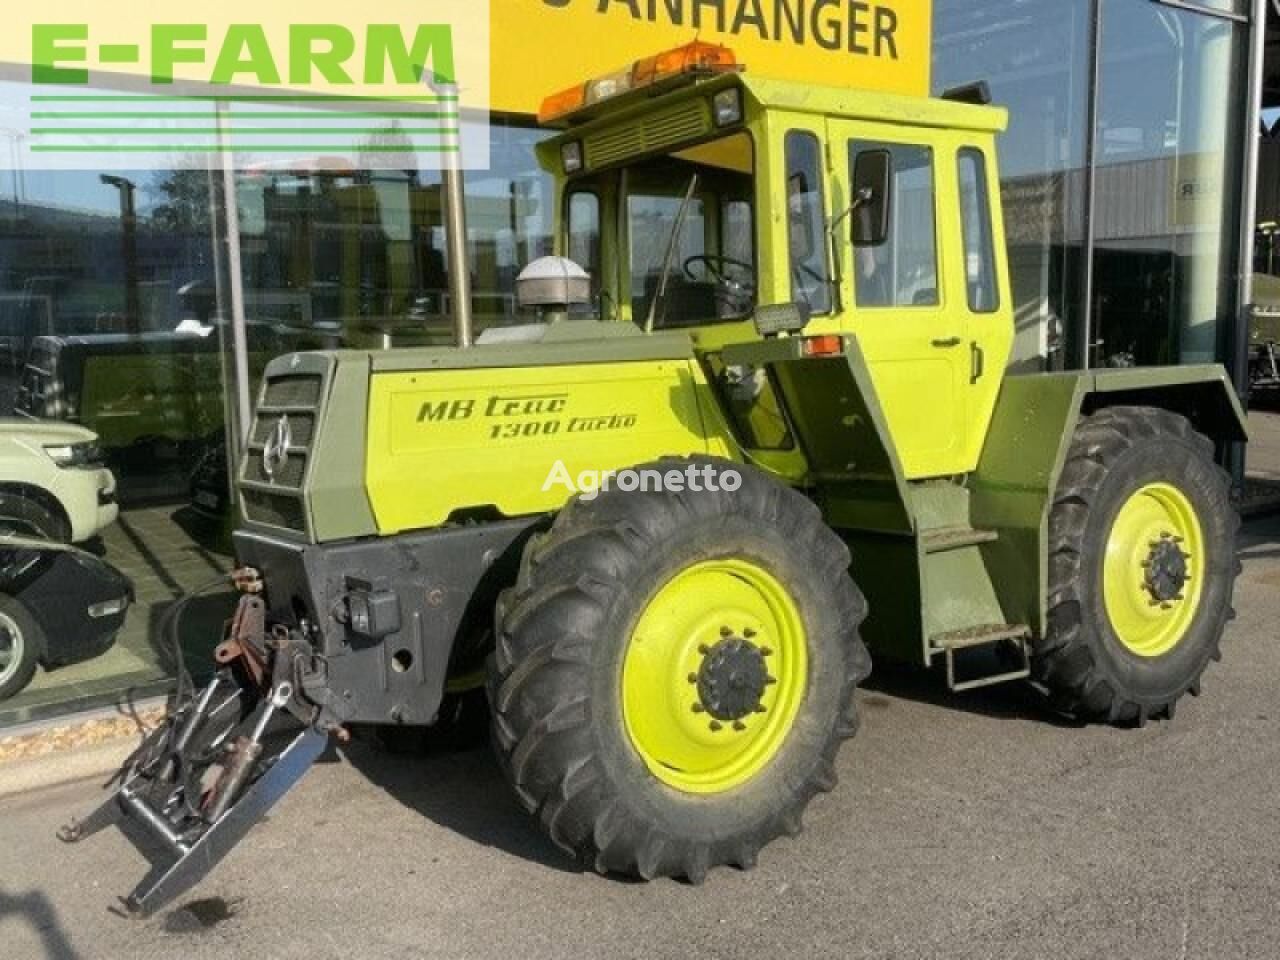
[957, 149, 999, 313]
[567, 191, 602, 310]
[785, 132, 832, 315]
[850, 142, 939, 309]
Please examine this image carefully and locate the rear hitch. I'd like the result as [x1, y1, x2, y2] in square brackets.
[58, 583, 341, 916]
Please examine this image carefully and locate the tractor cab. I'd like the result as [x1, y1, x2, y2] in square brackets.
[536, 42, 1015, 481]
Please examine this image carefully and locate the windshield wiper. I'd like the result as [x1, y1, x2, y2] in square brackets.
[644, 173, 699, 334]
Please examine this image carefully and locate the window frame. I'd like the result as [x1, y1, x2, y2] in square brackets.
[783, 129, 834, 317]
[847, 139, 943, 311]
[620, 131, 760, 330]
[956, 147, 1001, 314]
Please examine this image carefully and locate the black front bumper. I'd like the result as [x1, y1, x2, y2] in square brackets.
[233, 517, 541, 727]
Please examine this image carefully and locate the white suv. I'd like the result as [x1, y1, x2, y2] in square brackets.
[0, 420, 118, 542]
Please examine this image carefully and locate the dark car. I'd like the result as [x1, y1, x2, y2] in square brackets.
[0, 537, 132, 701]
[189, 433, 232, 517]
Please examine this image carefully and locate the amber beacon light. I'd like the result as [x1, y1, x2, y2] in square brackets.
[538, 41, 741, 125]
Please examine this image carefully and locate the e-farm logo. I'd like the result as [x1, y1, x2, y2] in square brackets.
[31, 24, 457, 89]
[12, 8, 490, 170]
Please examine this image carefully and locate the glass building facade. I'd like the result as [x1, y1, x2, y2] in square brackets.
[0, 0, 1266, 726]
[933, 0, 1257, 374]
[0, 115, 556, 726]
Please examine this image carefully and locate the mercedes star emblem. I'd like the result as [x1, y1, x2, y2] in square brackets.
[262, 416, 293, 482]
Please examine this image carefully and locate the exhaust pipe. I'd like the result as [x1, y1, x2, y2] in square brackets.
[432, 80, 473, 349]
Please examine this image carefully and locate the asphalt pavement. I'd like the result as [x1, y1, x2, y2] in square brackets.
[2, 513, 1279, 960]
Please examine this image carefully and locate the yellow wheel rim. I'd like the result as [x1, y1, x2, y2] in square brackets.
[622, 559, 808, 795]
[1103, 482, 1205, 658]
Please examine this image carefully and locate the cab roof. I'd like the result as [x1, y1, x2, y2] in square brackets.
[544, 70, 1007, 148]
[742, 73, 1008, 133]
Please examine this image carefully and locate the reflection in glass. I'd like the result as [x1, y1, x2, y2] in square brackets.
[934, 0, 1091, 371]
[232, 119, 554, 349]
[1093, 0, 1244, 366]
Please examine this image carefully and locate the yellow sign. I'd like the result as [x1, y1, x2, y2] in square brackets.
[490, 0, 931, 115]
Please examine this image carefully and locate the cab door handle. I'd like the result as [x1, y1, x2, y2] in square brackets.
[970, 341, 986, 383]
[931, 336, 962, 348]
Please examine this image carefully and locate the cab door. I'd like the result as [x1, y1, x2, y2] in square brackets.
[829, 120, 970, 480]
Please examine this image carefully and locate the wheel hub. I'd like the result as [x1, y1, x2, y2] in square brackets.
[1103, 482, 1206, 658]
[1144, 535, 1189, 604]
[695, 635, 770, 724]
[622, 559, 807, 794]
[0, 612, 23, 686]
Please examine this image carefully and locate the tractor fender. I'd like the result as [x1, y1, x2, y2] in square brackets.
[970, 365, 1245, 639]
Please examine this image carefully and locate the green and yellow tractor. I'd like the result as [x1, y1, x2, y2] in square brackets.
[64, 42, 1246, 912]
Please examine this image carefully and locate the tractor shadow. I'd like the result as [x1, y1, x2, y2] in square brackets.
[860, 659, 1084, 729]
[341, 737, 584, 875]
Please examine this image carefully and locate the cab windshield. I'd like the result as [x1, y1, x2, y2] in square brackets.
[567, 132, 756, 329]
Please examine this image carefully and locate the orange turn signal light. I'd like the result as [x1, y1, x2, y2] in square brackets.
[802, 335, 846, 358]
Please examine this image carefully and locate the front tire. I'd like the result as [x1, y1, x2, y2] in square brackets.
[488, 457, 870, 880]
[1036, 407, 1239, 725]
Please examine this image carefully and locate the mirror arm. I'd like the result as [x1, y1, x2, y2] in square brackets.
[824, 188, 872, 313]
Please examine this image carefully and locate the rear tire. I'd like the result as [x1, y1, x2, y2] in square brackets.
[1035, 406, 1239, 725]
[0, 595, 44, 701]
[488, 457, 870, 881]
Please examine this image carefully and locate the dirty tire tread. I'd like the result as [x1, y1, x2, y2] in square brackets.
[1035, 406, 1239, 725]
[488, 456, 869, 881]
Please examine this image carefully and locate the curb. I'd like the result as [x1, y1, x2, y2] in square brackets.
[0, 701, 168, 800]
[0, 738, 142, 800]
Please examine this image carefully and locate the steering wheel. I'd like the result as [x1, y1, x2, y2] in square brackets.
[683, 254, 754, 287]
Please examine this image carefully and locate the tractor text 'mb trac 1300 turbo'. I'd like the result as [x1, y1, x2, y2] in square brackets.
[62, 42, 1246, 913]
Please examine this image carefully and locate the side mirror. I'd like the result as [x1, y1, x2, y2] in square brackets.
[851, 149, 891, 248]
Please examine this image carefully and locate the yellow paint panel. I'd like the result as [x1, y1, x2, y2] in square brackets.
[490, 0, 931, 115]
[367, 360, 717, 532]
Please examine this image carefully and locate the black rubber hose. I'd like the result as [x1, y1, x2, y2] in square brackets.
[158, 573, 235, 712]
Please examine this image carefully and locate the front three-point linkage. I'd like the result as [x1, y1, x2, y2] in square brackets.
[57, 571, 337, 916]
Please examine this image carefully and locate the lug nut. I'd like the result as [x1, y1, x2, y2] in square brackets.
[765, 675, 777, 686]
[720, 626, 733, 638]
[743, 628, 757, 639]
[709, 721, 723, 732]
[698, 644, 711, 655]
[692, 703, 705, 714]
[733, 720, 747, 732]
[760, 646, 774, 657]
[687, 673, 698, 684]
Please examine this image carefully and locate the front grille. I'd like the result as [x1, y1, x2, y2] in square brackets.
[263, 375, 323, 408]
[586, 100, 711, 169]
[242, 451, 308, 488]
[241, 490, 308, 533]
[242, 369, 326, 536]
[250, 412, 315, 448]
